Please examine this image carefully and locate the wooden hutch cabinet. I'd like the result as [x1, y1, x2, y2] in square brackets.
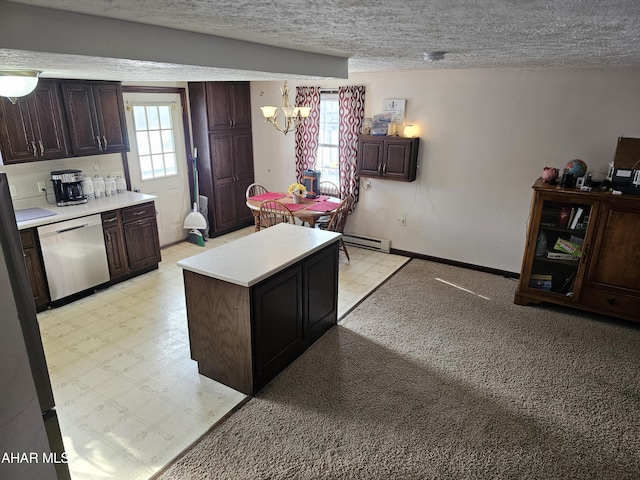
[60, 80, 129, 156]
[0, 79, 70, 164]
[357, 135, 420, 181]
[514, 178, 640, 323]
[188, 81, 255, 236]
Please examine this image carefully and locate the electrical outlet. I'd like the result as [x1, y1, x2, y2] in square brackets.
[397, 216, 406, 226]
[9, 184, 17, 198]
[37, 181, 46, 193]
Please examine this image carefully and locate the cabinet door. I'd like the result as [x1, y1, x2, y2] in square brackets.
[102, 212, 129, 279]
[581, 200, 640, 317]
[29, 80, 70, 160]
[61, 81, 101, 156]
[383, 139, 417, 181]
[357, 137, 382, 176]
[0, 96, 36, 162]
[251, 264, 303, 390]
[205, 83, 233, 131]
[233, 129, 255, 225]
[229, 82, 251, 130]
[303, 242, 339, 347]
[520, 196, 595, 301]
[92, 83, 129, 153]
[19, 229, 49, 310]
[209, 131, 238, 232]
[123, 216, 161, 271]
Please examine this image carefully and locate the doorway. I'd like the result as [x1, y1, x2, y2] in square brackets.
[123, 89, 191, 246]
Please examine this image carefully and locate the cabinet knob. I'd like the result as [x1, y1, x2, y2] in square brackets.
[96, 136, 103, 150]
[31, 141, 37, 157]
[103, 136, 108, 149]
[38, 140, 44, 156]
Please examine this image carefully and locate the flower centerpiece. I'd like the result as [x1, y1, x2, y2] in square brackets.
[288, 183, 307, 204]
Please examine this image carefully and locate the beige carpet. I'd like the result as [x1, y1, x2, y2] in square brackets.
[155, 259, 640, 479]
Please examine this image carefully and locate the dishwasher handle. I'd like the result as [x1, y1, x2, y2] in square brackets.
[55, 223, 89, 234]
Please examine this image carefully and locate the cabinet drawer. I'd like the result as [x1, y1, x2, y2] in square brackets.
[580, 287, 640, 318]
[101, 210, 119, 224]
[121, 202, 155, 223]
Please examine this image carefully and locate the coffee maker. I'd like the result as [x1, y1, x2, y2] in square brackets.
[51, 169, 88, 206]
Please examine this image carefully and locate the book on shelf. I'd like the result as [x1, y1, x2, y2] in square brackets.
[546, 250, 579, 261]
[529, 274, 552, 291]
[570, 207, 584, 230]
[553, 238, 583, 257]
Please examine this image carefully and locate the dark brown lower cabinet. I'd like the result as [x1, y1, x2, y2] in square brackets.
[101, 210, 130, 279]
[184, 241, 339, 395]
[121, 202, 161, 271]
[19, 228, 50, 311]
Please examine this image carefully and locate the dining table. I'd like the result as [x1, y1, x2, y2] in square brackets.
[246, 192, 342, 230]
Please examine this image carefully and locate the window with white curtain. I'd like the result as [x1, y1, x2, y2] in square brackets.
[316, 92, 340, 185]
[131, 104, 177, 180]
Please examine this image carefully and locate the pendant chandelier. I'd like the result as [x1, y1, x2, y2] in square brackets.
[260, 81, 310, 135]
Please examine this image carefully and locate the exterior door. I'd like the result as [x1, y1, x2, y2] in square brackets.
[123, 92, 190, 246]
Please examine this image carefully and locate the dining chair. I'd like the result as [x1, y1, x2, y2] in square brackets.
[246, 183, 268, 199]
[246, 183, 268, 231]
[258, 200, 295, 229]
[319, 181, 341, 199]
[325, 195, 354, 261]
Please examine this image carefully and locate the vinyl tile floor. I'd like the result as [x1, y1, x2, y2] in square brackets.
[37, 226, 409, 480]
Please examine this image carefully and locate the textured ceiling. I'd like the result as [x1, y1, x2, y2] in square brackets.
[2, 0, 640, 82]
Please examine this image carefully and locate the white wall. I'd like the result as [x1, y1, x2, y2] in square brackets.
[251, 67, 640, 273]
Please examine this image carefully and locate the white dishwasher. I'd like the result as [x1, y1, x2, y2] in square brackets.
[37, 214, 110, 301]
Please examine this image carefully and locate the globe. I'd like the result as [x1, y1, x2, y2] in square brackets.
[564, 159, 588, 177]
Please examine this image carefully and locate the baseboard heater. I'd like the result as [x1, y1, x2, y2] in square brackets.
[341, 233, 391, 253]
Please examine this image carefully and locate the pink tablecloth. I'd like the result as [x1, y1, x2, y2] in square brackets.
[306, 201, 341, 212]
[249, 192, 286, 201]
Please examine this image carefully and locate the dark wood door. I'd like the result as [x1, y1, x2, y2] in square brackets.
[0, 96, 36, 162]
[205, 83, 233, 131]
[358, 137, 382, 176]
[29, 80, 70, 160]
[384, 140, 413, 180]
[210, 131, 238, 232]
[229, 82, 252, 130]
[0, 80, 69, 163]
[581, 199, 640, 317]
[123, 209, 161, 272]
[19, 229, 49, 310]
[251, 264, 303, 390]
[61, 81, 101, 156]
[303, 242, 339, 346]
[102, 211, 130, 279]
[92, 82, 129, 153]
[233, 129, 255, 225]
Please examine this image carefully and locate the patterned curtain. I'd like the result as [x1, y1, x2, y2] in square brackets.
[338, 85, 365, 206]
[295, 86, 321, 182]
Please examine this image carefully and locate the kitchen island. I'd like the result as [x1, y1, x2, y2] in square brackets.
[178, 223, 341, 395]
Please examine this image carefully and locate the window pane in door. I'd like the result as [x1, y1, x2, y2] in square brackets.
[149, 131, 163, 154]
[133, 106, 147, 130]
[159, 106, 172, 129]
[147, 107, 160, 129]
[131, 103, 178, 180]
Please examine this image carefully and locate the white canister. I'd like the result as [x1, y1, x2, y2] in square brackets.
[116, 175, 127, 193]
[105, 176, 117, 196]
[81, 177, 95, 200]
[93, 176, 105, 199]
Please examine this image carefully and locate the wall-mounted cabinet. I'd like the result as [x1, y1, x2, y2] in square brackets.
[0, 80, 70, 164]
[60, 80, 129, 156]
[0, 79, 129, 164]
[514, 178, 640, 324]
[357, 135, 420, 182]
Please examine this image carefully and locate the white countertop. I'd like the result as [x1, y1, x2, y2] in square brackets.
[14, 192, 157, 230]
[177, 223, 341, 287]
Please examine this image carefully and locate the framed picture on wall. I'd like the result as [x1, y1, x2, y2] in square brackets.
[383, 98, 406, 124]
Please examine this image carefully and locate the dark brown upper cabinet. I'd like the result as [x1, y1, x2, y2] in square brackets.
[61, 80, 129, 156]
[357, 135, 420, 182]
[0, 79, 70, 164]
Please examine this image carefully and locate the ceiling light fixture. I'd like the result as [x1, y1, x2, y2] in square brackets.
[0, 71, 40, 103]
[423, 51, 446, 62]
[260, 81, 311, 135]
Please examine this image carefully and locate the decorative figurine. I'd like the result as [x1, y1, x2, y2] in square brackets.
[542, 167, 559, 183]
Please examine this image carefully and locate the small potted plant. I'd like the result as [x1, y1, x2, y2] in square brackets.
[288, 183, 307, 203]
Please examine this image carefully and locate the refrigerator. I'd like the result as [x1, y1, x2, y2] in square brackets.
[0, 173, 71, 480]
